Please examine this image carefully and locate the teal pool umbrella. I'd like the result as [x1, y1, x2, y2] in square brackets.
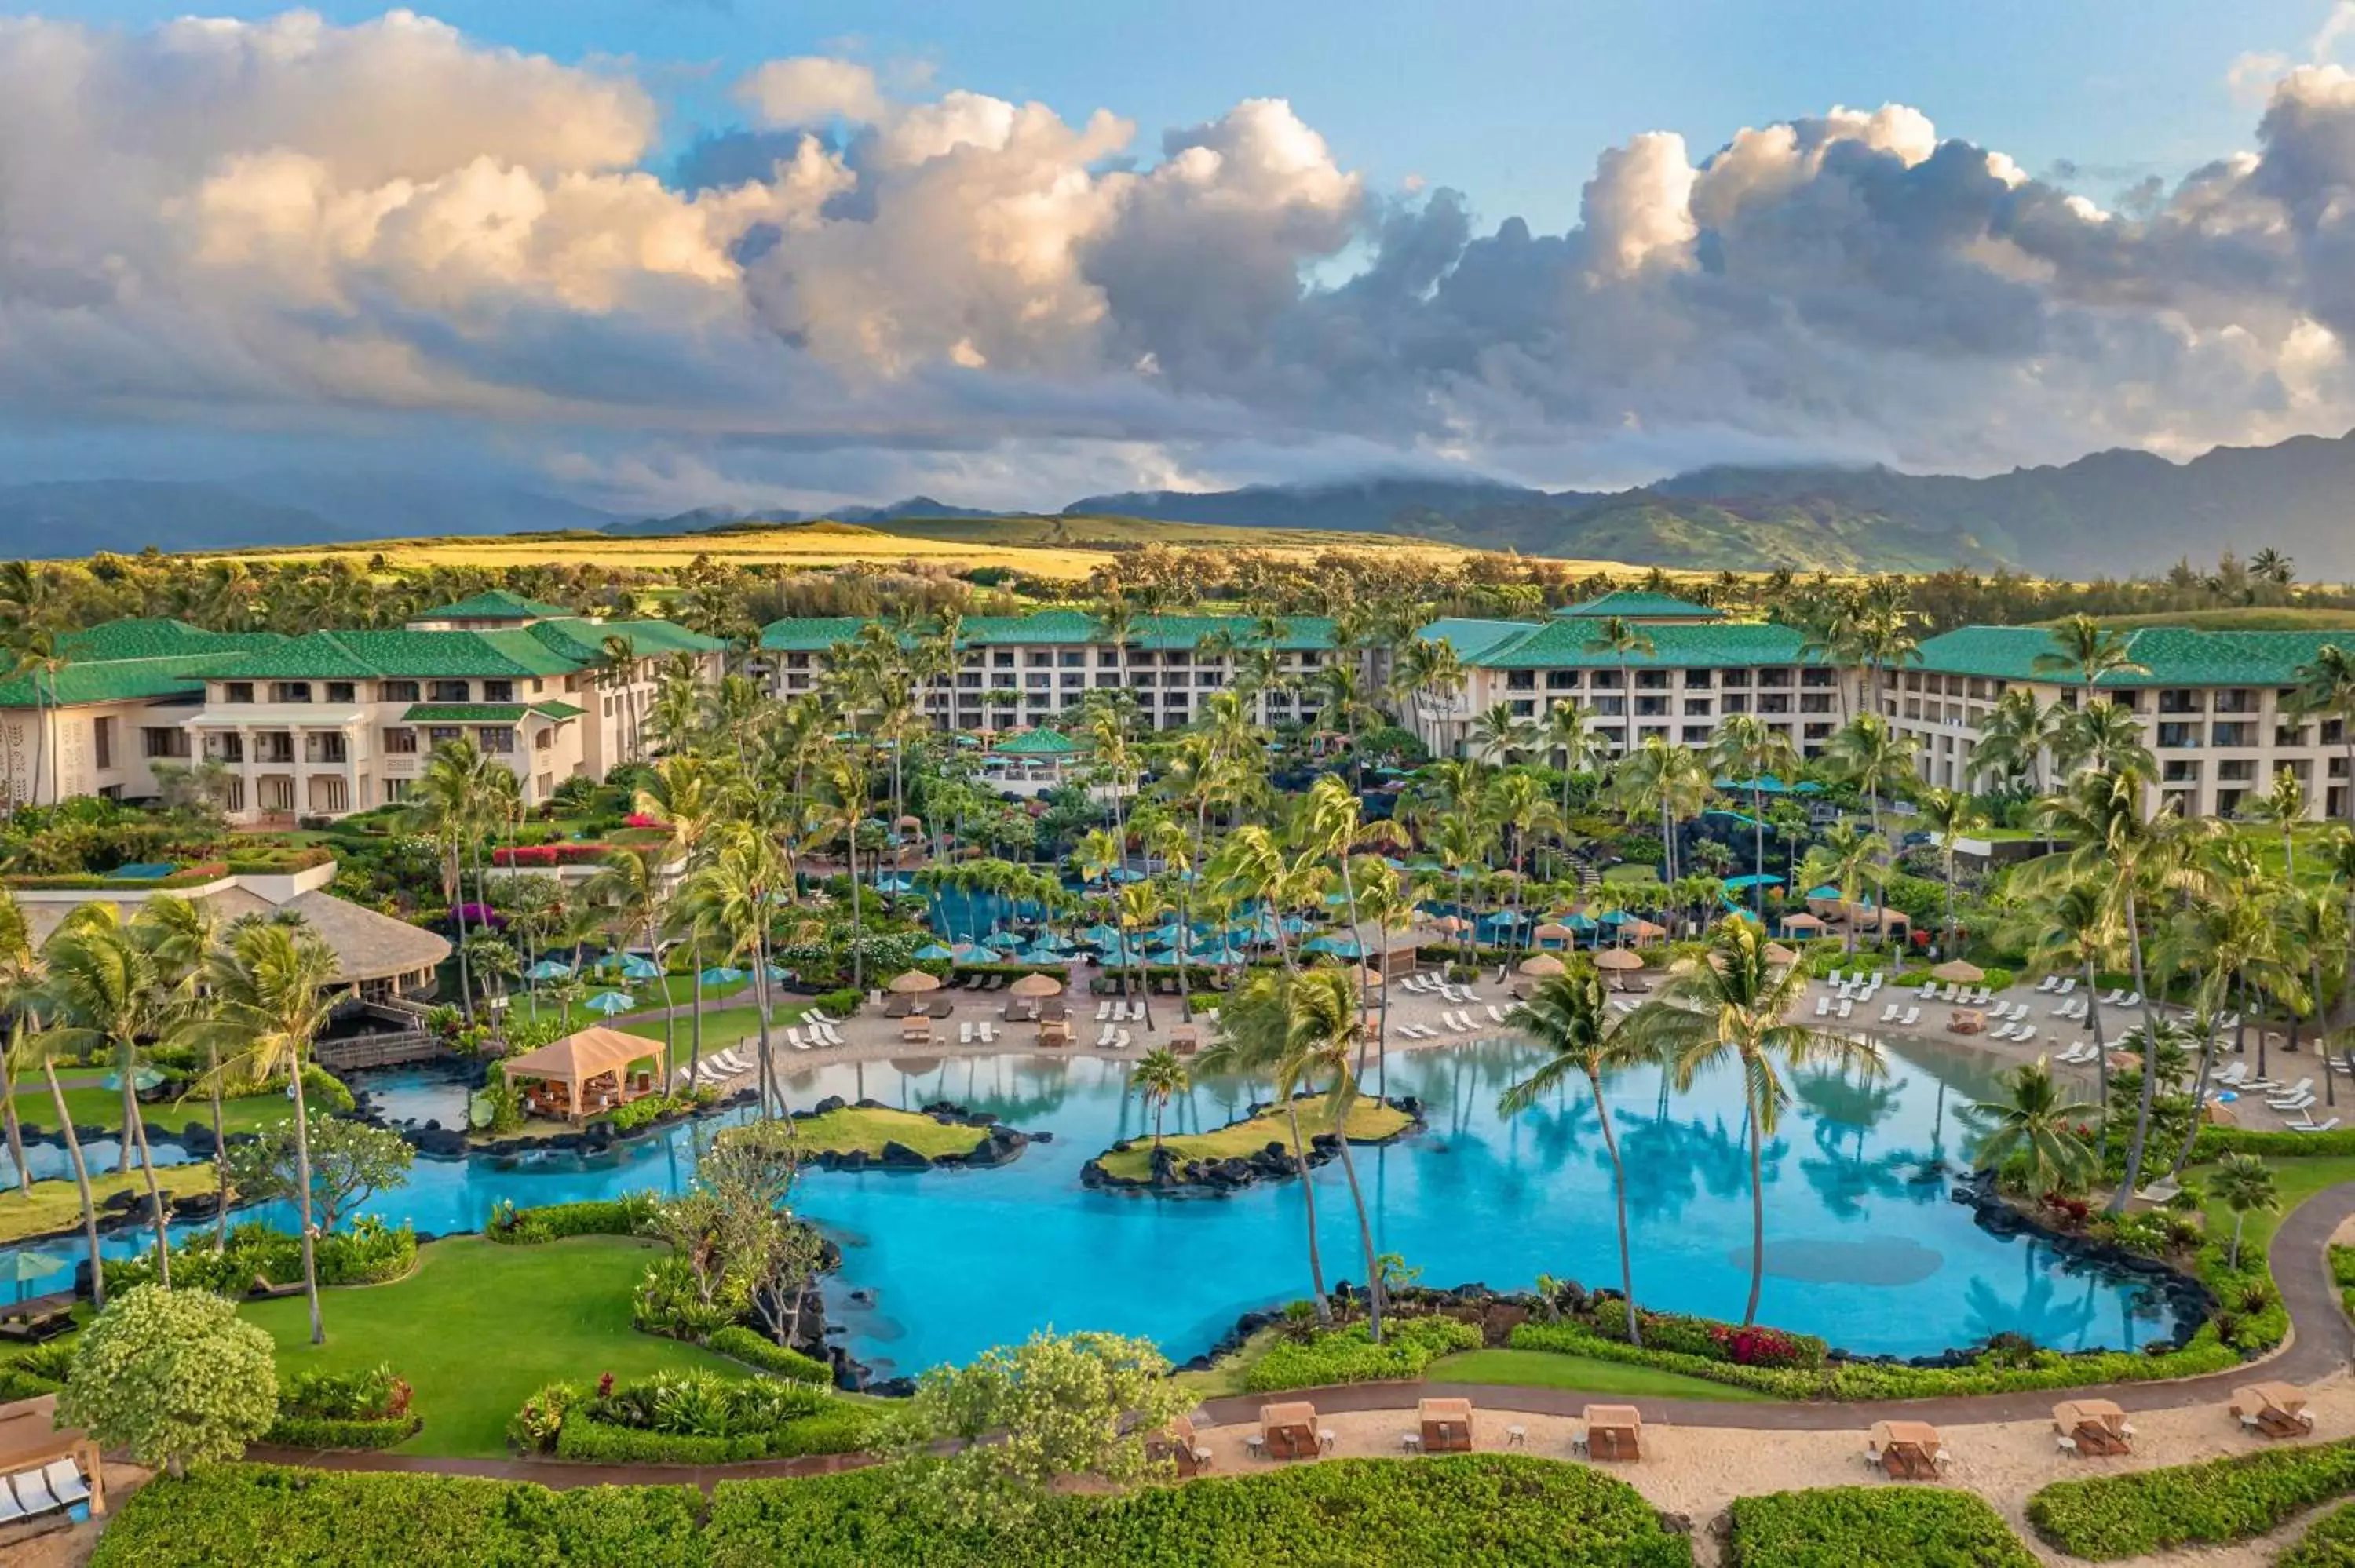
[103, 1067, 166, 1093]
[526, 958, 574, 981]
[584, 991, 635, 1016]
[0, 1249, 72, 1301]
[984, 932, 1024, 951]
[699, 965, 746, 986]
[763, 964, 792, 984]
[914, 943, 957, 961]
[1077, 924, 1124, 949]
[1722, 873, 1784, 890]
[1016, 945, 1064, 965]
[1302, 932, 1363, 957]
[616, 954, 663, 981]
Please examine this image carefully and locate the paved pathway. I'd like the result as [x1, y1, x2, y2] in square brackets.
[245, 1443, 876, 1491]
[1199, 1180, 2355, 1432]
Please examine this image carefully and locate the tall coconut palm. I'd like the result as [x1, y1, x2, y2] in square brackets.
[1622, 917, 1884, 1325]
[1915, 787, 1986, 955]
[0, 889, 34, 1200]
[2054, 699, 2157, 779]
[583, 847, 675, 1085]
[2247, 768, 2310, 882]
[189, 919, 341, 1344]
[1971, 686, 2065, 797]
[1817, 713, 1917, 843]
[1200, 971, 1333, 1324]
[1539, 699, 1609, 822]
[1278, 968, 1389, 1344]
[1582, 616, 1656, 743]
[403, 738, 493, 1015]
[1797, 822, 1887, 958]
[2211, 1153, 2279, 1271]
[1962, 1056, 2098, 1194]
[680, 823, 791, 1117]
[2034, 614, 2150, 713]
[1129, 1048, 1190, 1157]
[1707, 713, 1800, 913]
[2008, 878, 2122, 1132]
[2291, 645, 2355, 829]
[1499, 963, 1657, 1344]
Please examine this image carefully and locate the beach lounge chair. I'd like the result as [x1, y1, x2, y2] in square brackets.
[1488, 1005, 1510, 1025]
[2273, 1093, 2317, 1116]
[2057, 977, 2077, 994]
[2294, 1117, 2343, 1133]
[1113, 1030, 1133, 1049]
[43, 1460, 88, 1511]
[822, 1023, 849, 1046]
[1097, 1026, 1115, 1048]
[1900, 1007, 1920, 1026]
[977, 1020, 996, 1044]
[1869, 971, 1886, 987]
[2121, 992, 2142, 1008]
[782, 1028, 808, 1052]
[958, 1021, 975, 1045]
[2014, 1026, 2038, 1047]
[1461, 986, 1484, 1002]
[1880, 1003, 1900, 1023]
[1836, 999, 1853, 1019]
[1096, 1001, 1113, 1021]
[2036, 975, 2059, 993]
[2267, 1078, 2315, 1103]
[1919, 981, 1938, 1000]
[1814, 997, 1830, 1017]
[10, 1468, 60, 1518]
[1612, 999, 1638, 1015]
[2219, 1013, 2241, 1030]
[1993, 1023, 2021, 1041]
[2215, 1063, 2248, 1086]
[806, 1006, 834, 1026]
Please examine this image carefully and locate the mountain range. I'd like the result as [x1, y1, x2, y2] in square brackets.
[10, 428, 2355, 578]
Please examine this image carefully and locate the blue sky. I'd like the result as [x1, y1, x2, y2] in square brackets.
[57, 0, 2325, 232]
[8, 3, 2355, 512]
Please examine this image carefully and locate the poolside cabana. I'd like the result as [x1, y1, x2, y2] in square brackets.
[1580, 1404, 1641, 1461]
[500, 1027, 655, 1121]
[1779, 912, 1827, 936]
[0, 1395, 104, 1518]
[1257, 1401, 1321, 1460]
[1419, 1397, 1473, 1453]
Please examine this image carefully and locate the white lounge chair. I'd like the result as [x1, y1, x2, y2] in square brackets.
[2036, 975, 2059, 993]
[978, 1020, 996, 1044]
[1919, 982, 1938, 1000]
[2267, 1078, 2315, 1103]
[1880, 1003, 1901, 1023]
[806, 1006, 834, 1026]
[10, 1468, 60, 1516]
[2120, 992, 2141, 1008]
[1113, 1030, 1133, 1049]
[2293, 1117, 2343, 1134]
[1488, 1005, 1510, 1025]
[2057, 978, 2077, 995]
[2214, 1063, 2249, 1087]
[958, 1021, 975, 1045]
[2272, 1093, 2317, 1116]
[783, 1028, 809, 1052]
[1097, 1026, 1115, 1048]
[1988, 1023, 2017, 1041]
[42, 1460, 87, 1509]
[1096, 1000, 1113, 1021]
[820, 1023, 848, 1046]
[1814, 997, 1831, 1017]
[1900, 1007, 1921, 1026]
[2014, 1026, 2038, 1047]
[1461, 987, 1484, 1003]
[1612, 999, 1638, 1015]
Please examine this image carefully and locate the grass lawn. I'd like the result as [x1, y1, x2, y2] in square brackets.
[242, 1234, 740, 1458]
[620, 1002, 813, 1056]
[10, 1077, 297, 1140]
[0, 1162, 219, 1245]
[2184, 1152, 2355, 1266]
[1094, 1097, 1411, 1183]
[1601, 863, 1663, 887]
[794, 1105, 988, 1159]
[1427, 1347, 1773, 1402]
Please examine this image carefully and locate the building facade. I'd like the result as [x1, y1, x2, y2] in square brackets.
[1405, 593, 1844, 762]
[1888, 626, 2350, 822]
[758, 610, 1345, 732]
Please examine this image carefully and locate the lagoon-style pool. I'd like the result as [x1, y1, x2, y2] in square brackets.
[0, 1037, 2181, 1377]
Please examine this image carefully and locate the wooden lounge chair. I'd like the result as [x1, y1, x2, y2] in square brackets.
[1259, 1401, 1320, 1460]
[1419, 1397, 1473, 1453]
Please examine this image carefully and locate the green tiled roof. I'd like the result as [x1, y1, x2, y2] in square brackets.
[1416, 618, 1543, 661]
[758, 617, 869, 652]
[532, 700, 586, 719]
[1915, 625, 2355, 688]
[0, 620, 288, 709]
[758, 610, 1335, 654]
[191, 629, 579, 680]
[992, 727, 1083, 755]
[524, 617, 726, 662]
[412, 589, 572, 622]
[1554, 589, 1724, 621]
[1465, 619, 1819, 670]
[400, 700, 586, 724]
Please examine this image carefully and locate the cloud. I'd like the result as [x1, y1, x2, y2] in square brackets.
[5, 13, 2355, 510]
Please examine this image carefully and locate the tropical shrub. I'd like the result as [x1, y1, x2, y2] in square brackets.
[59, 1285, 279, 1477]
[1582, 1304, 1827, 1369]
[265, 1362, 420, 1450]
[1242, 1314, 1481, 1392]
[1725, 1486, 2037, 1566]
[704, 1455, 1694, 1567]
[104, 1218, 414, 1296]
[484, 1191, 659, 1245]
[2282, 1499, 2355, 1567]
[606, 1090, 710, 1133]
[87, 1467, 707, 1568]
[511, 1369, 874, 1464]
[2025, 1438, 2355, 1558]
[706, 1326, 832, 1385]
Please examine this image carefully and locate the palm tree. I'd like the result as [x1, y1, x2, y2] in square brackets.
[1798, 821, 1887, 957]
[0, 890, 34, 1200]
[1623, 917, 1884, 1325]
[2251, 548, 2297, 589]
[1469, 702, 1538, 764]
[1539, 700, 1609, 822]
[1818, 713, 1917, 843]
[2010, 878, 2123, 1130]
[2211, 1152, 2279, 1271]
[403, 738, 493, 1016]
[2291, 645, 2355, 829]
[680, 823, 790, 1118]
[1279, 968, 1389, 1343]
[1971, 686, 2063, 797]
[1962, 1057, 2097, 1194]
[1499, 964, 1656, 1344]
[1582, 616, 1655, 745]
[31, 1032, 104, 1309]
[2054, 699, 2156, 779]
[1130, 1048, 1190, 1158]
[1708, 713, 1799, 913]
[1200, 971, 1332, 1324]
[190, 919, 341, 1344]
[583, 847, 674, 1086]
[2034, 614, 2150, 713]
[2247, 768, 2310, 881]
[1915, 787, 1985, 955]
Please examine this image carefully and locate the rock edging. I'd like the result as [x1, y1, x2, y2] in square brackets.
[1080, 1094, 1424, 1194]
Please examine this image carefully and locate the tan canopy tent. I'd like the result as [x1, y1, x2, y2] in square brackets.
[501, 1026, 654, 1122]
[889, 969, 944, 994]
[1780, 912, 1826, 933]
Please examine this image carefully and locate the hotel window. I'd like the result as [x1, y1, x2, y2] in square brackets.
[93, 718, 114, 771]
[484, 680, 515, 702]
[426, 727, 462, 747]
[380, 680, 419, 702]
[142, 727, 189, 760]
[382, 728, 418, 754]
[478, 727, 517, 753]
[325, 682, 356, 704]
[1544, 671, 1579, 690]
[272, 682, 312, 704]
[428, 680, 469, 702]
[224, 682, 254, 703]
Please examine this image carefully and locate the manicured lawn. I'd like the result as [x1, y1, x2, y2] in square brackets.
[242, 1234, 739, 1458]
[794, 1106, 988, 1159]
[0, 1162, 220, 1245]
[1601, 863, 1663, 886]
[1094, 1097, 1411, 1183]
[9, 1077, 294, 1140]
[2184, 1152, 2355, 1264]
[619, 1001, 812, 1055]
[1427, 1347, 1773, 1402]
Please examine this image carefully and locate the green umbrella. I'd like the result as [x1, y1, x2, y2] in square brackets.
[0, 1248, 74, 1303]
[103, 1068, 166, 1093]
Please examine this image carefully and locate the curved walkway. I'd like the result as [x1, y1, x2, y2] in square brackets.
[1199, 1180, 2355, 1432]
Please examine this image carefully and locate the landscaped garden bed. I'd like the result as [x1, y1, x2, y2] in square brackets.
[2025, 1437, 2355, 1559]
[1722, 1486, 2037, 1566]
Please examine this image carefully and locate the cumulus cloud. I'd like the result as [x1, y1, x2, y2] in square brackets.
[8, 11, 2355, 509]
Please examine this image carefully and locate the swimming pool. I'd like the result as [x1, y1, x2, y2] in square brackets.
[0, 1037, 2182, 1377]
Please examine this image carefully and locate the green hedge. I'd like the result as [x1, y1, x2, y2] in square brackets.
[484, 1191, 657, 1245]
[555, 1408, 874, 1464]
[2025, 1437, 2355, 1559]
[703, 1455, 1695, 1566]
[1725, 1487, 2036, 1567]
[706, 1326, 833, 1385]
[1242, 1314, 1482, 1393]
[261, 1414, 422, 1451]
[2284, 1500, 2355, 1567]
[87, 1466, 708, 1568]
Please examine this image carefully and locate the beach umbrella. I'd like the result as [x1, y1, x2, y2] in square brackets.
[1078, 924, 1124, 949]
[984, 932, 1024, 952]
[896, 815, 922, 830]
[615, 954, 662, 981]
[1593, 948, 1645, 973]
[1533, 921, 1574, 944]
[1517, 954, 1566, 977]
[584, 991, 635, 1016]
[913, 943, 957, 961]
[699, 965, 747, 986]
[1016, 945, 1064, 966]
[1931, 959, 1985, 984]
[525, 958, 574, 981]
[1765, 942, 1802, 965]
[1622, 918, 1667, 941]
[103, 1067, 166, 1093]
[0, 1249, 72, 1301]
[889, 970, 944, 994]
[763, 964, 793, 984]
[1010, 972, 1064, 998]
[1302, 933, 1362, 957]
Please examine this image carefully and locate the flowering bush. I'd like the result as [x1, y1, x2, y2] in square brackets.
[1709, 1322, 1819, 1369]
[491, 843, 614, 867]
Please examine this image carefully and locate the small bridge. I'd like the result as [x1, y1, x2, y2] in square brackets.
[315, 1030, 442, 1072]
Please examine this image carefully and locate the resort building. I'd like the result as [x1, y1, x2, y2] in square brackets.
[756, 610, 1345, 733]
[0, 618, 287, 808]
[1405, 593, 1842, 761]
[170, 591, 726, 824]
[1888, 626, 2352, 822]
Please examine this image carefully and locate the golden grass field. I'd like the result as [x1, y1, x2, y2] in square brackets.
[200, 514, 1666, 579]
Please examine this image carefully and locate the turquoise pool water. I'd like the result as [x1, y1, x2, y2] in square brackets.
[0, 1038, 2182, 1375]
